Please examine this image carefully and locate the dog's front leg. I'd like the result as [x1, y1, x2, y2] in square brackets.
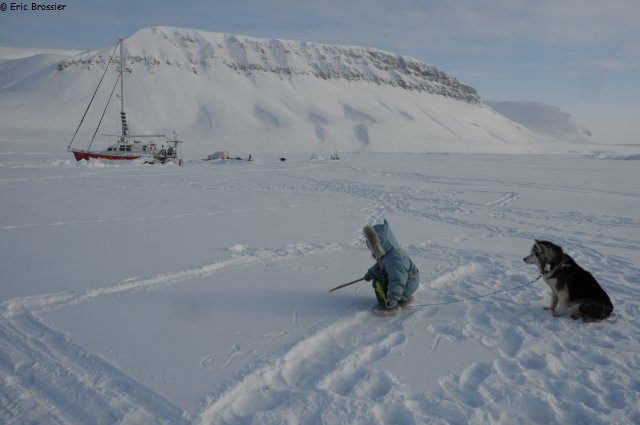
[544, 290, 558, 312]
[552, 291, 570, 317]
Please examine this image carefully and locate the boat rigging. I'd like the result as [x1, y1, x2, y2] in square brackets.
[67, 38, 183, 164]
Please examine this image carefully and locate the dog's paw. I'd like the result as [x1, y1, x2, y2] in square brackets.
[571, 312, 582, 320]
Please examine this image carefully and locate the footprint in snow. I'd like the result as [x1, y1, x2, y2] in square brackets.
[459, 362, 491, 392]
[499, 327, 524, 358]
[199, 344, 243, 370]
[353, 372, 394, 400]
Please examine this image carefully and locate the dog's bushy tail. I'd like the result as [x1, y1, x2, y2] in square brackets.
[579, 301, 614, 322]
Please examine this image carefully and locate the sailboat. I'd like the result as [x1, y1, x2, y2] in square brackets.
[67, 38, 183, 163]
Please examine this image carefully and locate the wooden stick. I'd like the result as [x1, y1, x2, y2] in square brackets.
[328, 277, 365, 292]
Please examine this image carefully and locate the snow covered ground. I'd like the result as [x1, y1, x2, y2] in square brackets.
[1, 148, 639, 424]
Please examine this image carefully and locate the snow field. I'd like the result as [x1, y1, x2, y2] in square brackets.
[0, 151, 639, 424]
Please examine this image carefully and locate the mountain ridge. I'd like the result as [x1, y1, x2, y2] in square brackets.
[58, 27, 481, 104]
[0, 26, 579, 155]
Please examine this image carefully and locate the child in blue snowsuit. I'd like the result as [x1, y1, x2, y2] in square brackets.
[363, 220, 419, 312]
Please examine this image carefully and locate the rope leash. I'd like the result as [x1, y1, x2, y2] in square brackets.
[407, 273, 543, 309]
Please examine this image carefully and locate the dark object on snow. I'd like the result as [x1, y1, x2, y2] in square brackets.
[523, 240, 613, 321]
[328, 277, 365, 292]
[280, 157, 287, 162]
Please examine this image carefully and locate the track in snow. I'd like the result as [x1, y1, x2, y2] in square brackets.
[1, 153, 639, 424]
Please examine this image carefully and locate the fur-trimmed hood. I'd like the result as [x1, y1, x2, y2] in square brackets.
[363, 219, 401, 262]
[363, 219, 419, 302]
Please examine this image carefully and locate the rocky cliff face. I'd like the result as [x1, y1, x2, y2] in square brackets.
[58, 27, 480, 104]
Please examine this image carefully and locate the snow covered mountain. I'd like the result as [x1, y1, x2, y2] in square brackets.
[0, 46, 82, 91]
[486, 100, 592, 143]
[0, 53, 69, 91]
[1, 26, 566, 155]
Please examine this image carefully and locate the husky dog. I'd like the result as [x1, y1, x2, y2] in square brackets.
[523, 240, 613, 322]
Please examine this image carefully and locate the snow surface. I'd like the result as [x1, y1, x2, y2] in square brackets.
[1, 148, 639, 424]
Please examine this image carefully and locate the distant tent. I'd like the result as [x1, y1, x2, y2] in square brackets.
[208, 151, 230, 160]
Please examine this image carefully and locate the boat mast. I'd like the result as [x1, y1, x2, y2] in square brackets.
[67, 41, 120, 152]
[119, 38, 128, 142]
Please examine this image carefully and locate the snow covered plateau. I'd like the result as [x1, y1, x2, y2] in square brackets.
[0, 26, 605, 157]
[1, 26, 639, 425]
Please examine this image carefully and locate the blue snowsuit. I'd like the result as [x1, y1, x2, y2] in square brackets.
[363, 220, 419, 306]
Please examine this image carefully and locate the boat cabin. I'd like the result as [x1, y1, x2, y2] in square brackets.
[103, 140, 159, 155]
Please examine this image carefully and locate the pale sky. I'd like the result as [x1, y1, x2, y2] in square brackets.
[1, 0, 638, 144]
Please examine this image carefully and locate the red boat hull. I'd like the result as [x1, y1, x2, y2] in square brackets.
[71, 150, 142, 161]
